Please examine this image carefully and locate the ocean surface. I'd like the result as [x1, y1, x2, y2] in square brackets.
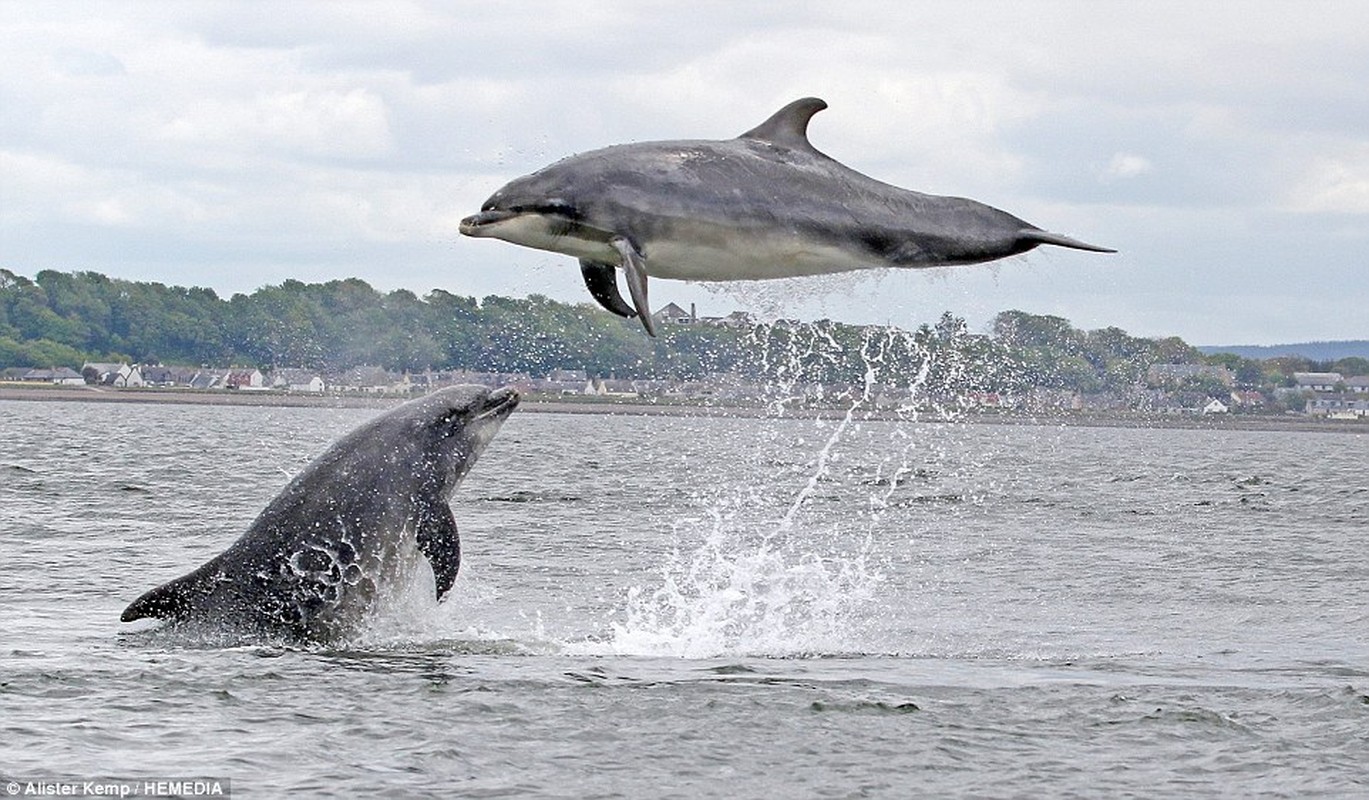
[1, 397, 1365, 797]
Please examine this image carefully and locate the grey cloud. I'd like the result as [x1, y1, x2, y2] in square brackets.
[2, 1, 1366, 344]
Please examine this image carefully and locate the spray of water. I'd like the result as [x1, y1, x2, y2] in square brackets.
[340, 317, 1000, 657]
[601, 319, 986, 658]
[601, 509, 882, 658]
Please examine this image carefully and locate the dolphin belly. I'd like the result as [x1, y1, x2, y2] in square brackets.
[642, 229, 883, 281]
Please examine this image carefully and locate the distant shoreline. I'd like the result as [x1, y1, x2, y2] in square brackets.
[0, 384, 1364, 434]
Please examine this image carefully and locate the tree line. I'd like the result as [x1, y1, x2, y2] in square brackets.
[2, 269, 1364, 396]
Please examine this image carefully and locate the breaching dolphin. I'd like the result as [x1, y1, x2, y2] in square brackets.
[120, 385, 520, 644]
[460, 96, 1115, 336]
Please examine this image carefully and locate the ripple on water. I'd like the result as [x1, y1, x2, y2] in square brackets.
[1, 400, 1367, 796]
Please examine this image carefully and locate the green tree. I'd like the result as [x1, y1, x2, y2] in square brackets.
[6, 268, 1248, 409]
[1203, 352, 1265, 388]
[1332, 356, 1369, 377]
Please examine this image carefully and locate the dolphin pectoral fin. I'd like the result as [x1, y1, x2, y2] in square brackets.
[120, 565, 220, 622]
[417, 506, 461, 602]
[612, 236, 656, 337]
[1018, 229, 1117, 254]
[579, 259, 637, 318]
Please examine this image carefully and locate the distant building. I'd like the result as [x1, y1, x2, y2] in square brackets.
[701, 311, 756, 329]
[590, 378, 640, 398]
[527, 370, 591, 395]
[187, 371, 220, 390]
[21, 367, 85, 386]
[82, 362, 123, 383]
[82, 362, 144, 387]
[653, 303, 695, 325]
[1308, 393, 1369, 418]
[630, 379, 674, 398]
[140, 366, 179, 386]
[430, 370, 531, 390]
[547, 369, 588, 383]
[1293, 372, 1344, 391]
[1146, 364, 1234, 387]
[329, 365, 410, 394]
[271, 369, 325, 394]
[1202, 398, 1229, 415]
[225, 369, 265, 390]
[967, 391, 1009, 408]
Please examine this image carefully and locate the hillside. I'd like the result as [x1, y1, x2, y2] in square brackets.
[4, 270, 1365, 418]
[1199, 341, 1369, 361]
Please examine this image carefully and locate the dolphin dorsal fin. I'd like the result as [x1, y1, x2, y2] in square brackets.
[739, 97, 828, 153]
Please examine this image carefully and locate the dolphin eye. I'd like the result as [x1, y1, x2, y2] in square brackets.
[484, 199, 577, 218]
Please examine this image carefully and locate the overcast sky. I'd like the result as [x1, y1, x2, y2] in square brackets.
[2, 2, 1366, 345]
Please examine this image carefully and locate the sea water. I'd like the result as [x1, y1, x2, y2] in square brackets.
[1, 398, 1365, 797]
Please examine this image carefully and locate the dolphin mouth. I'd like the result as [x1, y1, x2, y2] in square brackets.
[476, 386, 520, 420]
[459, 210, 519, 236]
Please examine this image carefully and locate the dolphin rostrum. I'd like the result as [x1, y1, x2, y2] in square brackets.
[120, 385, 520, 644]
[459, 97, 1115, 336]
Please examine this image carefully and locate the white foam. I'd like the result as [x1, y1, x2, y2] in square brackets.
[591, 517, 884, 659]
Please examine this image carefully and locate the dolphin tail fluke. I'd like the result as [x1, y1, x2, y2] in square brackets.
[120, 566, 219, 622]
[1019, 229, 1117, 254]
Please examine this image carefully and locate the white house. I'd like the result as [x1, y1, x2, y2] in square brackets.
[82, 362, 120, 383]
[653, 303, 695, 325]
[590, 378, 640, 398]
[271, 369, 326, 394]
[118, 365, 145, 387]
[225, 368, 265, 390]
[1202, 398, 1229, 415]
[1308, 394, 1369, 418]
[82, 362, 144, 387]
[330, 365, 410, 394]
[22, 367, 85, 385]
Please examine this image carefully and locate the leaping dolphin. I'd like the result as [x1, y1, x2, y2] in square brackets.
[120, 385, 520, 644]
[460, 97, 1115, 336]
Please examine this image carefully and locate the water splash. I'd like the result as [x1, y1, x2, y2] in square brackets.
[602, 512, 883, 658]
[346, 319, 1000, 658]
[598, 320, 986, 658]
